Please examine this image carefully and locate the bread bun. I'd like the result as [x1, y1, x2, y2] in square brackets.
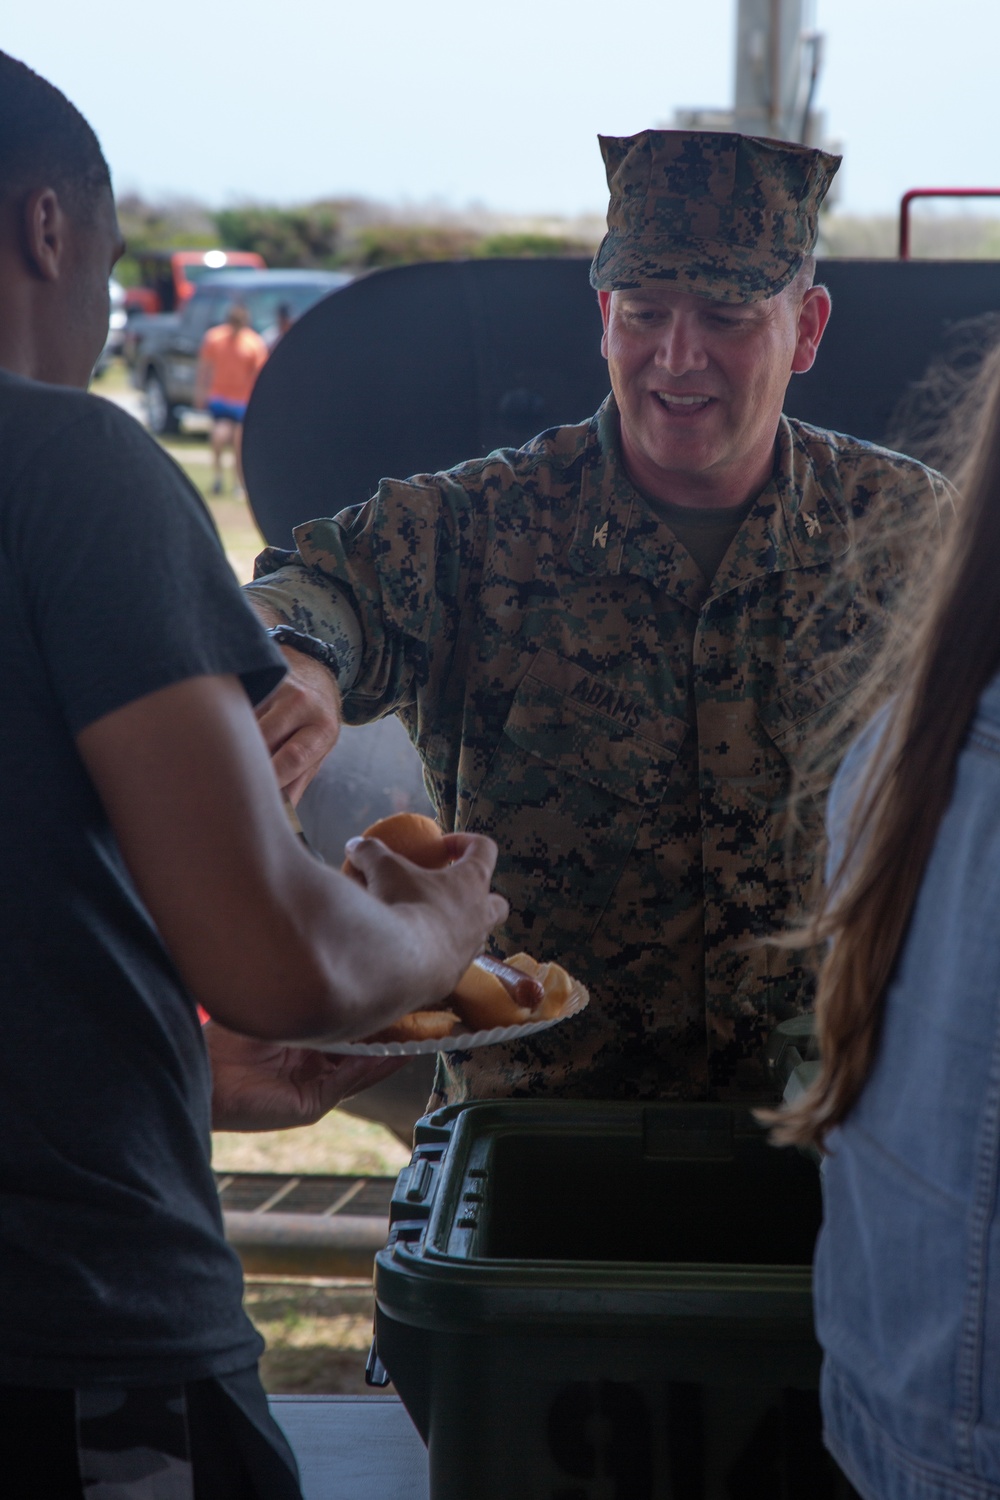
[366, 1008, 460, 1044]
[450, 960, 531, 1030]
[361, 955, 580, 1044]
[448, 955, 577, 1031]
[343, 812, 448, 880]
[342, 813, 581, 1043]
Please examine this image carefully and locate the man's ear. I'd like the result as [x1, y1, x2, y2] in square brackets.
[21, 188, 66, 284]
[790, 284, 832, 375]
[598, 289, 612, 359]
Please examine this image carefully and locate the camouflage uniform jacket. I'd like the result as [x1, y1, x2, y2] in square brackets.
[250, 397, 949, 1103]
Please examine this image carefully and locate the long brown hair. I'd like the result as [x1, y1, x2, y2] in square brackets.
[774, 357, 1000, 1149]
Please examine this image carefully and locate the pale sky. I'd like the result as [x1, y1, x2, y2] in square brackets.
[4, 0, 999, 218]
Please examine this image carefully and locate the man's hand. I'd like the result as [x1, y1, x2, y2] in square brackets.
[206, 1018, 406, 1131]
[256, 645, 342, 804]
[344, 831, 509, 1008]
[77, 673, 507, 1041]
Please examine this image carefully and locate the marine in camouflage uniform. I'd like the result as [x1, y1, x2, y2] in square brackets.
[248, 131, 951, 1103]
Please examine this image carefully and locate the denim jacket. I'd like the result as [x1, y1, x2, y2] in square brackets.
[815, 671, 1000, 1499]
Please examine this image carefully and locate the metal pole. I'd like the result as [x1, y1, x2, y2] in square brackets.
[769, 0, 782, 136]
[224, 1210, 388, 1279]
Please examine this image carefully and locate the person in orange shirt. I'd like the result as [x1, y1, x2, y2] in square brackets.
[195, 301, 268, 495]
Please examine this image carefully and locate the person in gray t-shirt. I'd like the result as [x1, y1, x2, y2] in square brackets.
[0, 52, 506, 1499]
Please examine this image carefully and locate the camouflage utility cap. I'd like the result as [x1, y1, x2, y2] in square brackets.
[590, 129, 841, 303]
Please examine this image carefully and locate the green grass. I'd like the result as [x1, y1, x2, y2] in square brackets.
[91, 357, 131, 396]
[245, 1279, 386, 1395]
[158, 437, 266, 583]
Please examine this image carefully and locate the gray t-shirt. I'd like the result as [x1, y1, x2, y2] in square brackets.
[0, 371, 284, 1387]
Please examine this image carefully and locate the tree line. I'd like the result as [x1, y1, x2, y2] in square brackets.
[114, 194, 598, 283]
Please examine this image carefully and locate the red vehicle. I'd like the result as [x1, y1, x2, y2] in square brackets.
[123, 249, 266, 315]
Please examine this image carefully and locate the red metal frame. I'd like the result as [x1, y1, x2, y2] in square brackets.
[899, 188, 1000, 259]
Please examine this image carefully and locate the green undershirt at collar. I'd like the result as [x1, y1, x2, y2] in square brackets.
[646, 491, 758, 584]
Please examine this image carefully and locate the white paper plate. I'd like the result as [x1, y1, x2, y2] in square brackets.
[315, 982, 589, 1056]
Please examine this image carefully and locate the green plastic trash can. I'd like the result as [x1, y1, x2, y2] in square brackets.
[370, 1100, 854, 1500]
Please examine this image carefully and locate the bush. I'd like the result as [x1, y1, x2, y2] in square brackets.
[115, 192, 216, 284]
[476, 232, 595, 258]
[110, 192, 601, 280]
[349, 223, 483, 269]
[213, 205, 342, 268]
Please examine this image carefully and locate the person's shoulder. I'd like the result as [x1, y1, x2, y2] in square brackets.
[839, 698, 894, 790]
[367, 414, 593, 543]
[826, 696, 896, 876]
[785, 416, 954, 526]
[972, 670, 1000, 739]
[0, 367, 92, 428]
[0, 371, 153, 465]
[787, 416, 947, 488]
[0, 372, 194, 518]
[433, 411, 594, 494]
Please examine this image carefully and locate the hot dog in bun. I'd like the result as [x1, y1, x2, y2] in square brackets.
[344, 813, 578, 1040]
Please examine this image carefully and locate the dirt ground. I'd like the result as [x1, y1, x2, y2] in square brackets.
[244, 1279, 392, 1396]
[161, 429, 265, 583]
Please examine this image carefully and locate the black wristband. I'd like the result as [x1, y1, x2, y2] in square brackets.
[267, 625, 341, 681]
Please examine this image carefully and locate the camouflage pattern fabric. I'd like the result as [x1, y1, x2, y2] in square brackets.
[76, 1385, 193, 1498]
[69, 1374, 303, 1499]
[249, 398, 950, 1103]
[590, 130, 841, 301]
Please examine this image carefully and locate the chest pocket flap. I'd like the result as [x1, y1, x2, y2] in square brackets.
[759, 639, 878, 762]
[501, 649, 685, 806]
[467, 651, 686, 945]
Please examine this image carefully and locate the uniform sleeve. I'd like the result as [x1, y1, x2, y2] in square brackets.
[250, 472, 482, 726]
[8, 400, 284, 734]
[245, 558, 365, 690]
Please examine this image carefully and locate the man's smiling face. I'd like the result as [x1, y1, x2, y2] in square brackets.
[599, 280, 830, 508]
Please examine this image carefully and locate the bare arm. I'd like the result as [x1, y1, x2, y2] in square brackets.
[194, 349, 212, 410]
[247, 598, 345, 803]
[76, 672, 507, 1041]
[205, 1020, 406, 1130]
